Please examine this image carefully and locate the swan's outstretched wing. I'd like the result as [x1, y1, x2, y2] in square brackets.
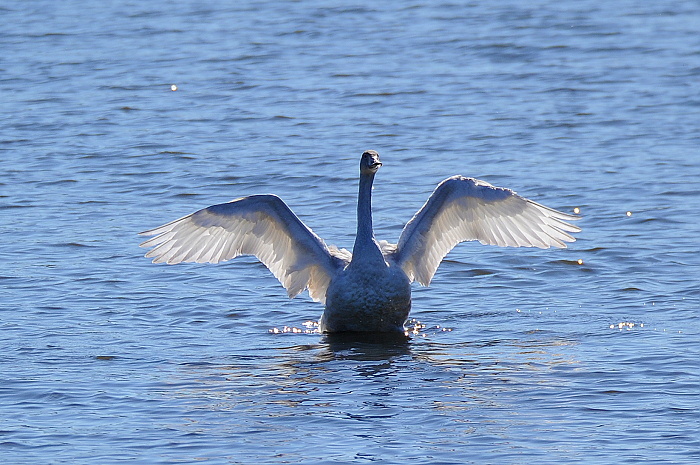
[139, 195, 349, 304]
[393, 176, 580, 286]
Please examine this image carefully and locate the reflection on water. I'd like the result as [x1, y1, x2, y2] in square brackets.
[156, 330, 586, 464]
[171, 329, 581, 417]
[320, 332, 412, 362]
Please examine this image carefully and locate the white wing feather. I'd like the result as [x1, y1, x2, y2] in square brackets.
[394, 176, 580, 286]
[139, 195, 349, 304]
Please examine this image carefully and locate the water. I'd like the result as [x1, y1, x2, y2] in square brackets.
[2, 1, 699, 463]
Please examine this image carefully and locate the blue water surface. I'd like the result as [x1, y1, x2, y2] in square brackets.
[2, 1, 699, 464]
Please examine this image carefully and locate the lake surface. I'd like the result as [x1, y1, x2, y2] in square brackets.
[2, 1, 699, 463]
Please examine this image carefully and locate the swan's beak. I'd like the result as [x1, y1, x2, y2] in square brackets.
[360, 150, 382, 173]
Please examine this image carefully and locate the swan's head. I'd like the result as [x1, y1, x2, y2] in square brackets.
[360, 150, 382, 175]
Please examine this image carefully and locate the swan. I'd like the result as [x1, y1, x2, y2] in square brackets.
[139, 150, 580, 333]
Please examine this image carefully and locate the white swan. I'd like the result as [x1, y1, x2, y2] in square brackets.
[139, 150, 580, 333]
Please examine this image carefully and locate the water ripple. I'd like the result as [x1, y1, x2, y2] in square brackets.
[1, 0, 699, 464]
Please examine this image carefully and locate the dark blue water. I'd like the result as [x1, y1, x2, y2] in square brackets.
[2, 1, 699, 463]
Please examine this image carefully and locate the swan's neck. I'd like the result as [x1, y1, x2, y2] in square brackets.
[352, 172, 384, 262]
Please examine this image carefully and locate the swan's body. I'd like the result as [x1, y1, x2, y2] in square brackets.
[140, 150, 580, 333]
